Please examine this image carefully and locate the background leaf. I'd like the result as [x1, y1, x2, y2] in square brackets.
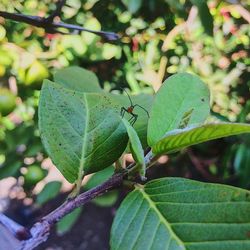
[111, 177, 250, 250]
[234, 144, 250, 188]
[36, 181, 62, 205]
[53, 66, 102, 93]
[85, 166, 118, 207]
[0, 160, 22, 179]
[122, 0, 142, 14]
[147, 73, 210, 146]
[190, 0, 214, 36]
[152, 123, 250, 155]
[56, 207, 83, 236]
[39, 80, 128, 183]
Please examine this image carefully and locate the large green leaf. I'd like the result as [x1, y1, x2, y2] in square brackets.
[152, 123, 250, 155]
[147, 73, 210, 146]
[39, 80, 128, 183]
[53, 66, 102, 92]
[111, 177, 250, 250]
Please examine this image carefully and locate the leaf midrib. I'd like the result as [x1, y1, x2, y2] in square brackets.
[154, 123, 250, 154]
[78, 93, 89, 180]
[137, 186, 186, 249]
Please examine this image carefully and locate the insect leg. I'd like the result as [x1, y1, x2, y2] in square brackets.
[133, 104, 150, 118]
[120, 107, 127, 117]
[128, 112, 134, 121]
[130, 113, 138, 126]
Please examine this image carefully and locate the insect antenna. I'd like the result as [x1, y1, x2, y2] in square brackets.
[121, 88, 133, 107]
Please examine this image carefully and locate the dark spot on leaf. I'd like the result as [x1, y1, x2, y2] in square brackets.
[246, 231, 250, 238]
[59, 143, 62, 146]
[201, 98, 205, 102]
[245, 193, 250, 200]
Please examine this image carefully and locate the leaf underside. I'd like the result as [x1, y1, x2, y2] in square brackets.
[111, 177, 250, 250]
[122, 119, 145, 176]
[152, 123, 250, 155]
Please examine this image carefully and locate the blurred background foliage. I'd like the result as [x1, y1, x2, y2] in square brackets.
[0, 0, 249, 223]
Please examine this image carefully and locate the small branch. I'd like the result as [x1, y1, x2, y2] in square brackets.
[20, 172, 125, 250]
[0, 213, 31, 241]
[0, 4, 120, 41]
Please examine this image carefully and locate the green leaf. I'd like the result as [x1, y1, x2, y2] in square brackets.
[165, 0, 183, 11]
[39, 80, 128, 183]
[122, 119, 145, 177]
[234, 144, 250, 188]
[111, 177, 250, 250]
[190, 0, 214, 36]
[122, 0, 142, 13]
[53, 66, 102, 93]
[0, 160, 22, 179]
[85, 166, 114, 190]
[25, 61, 49, 85]
[152, 123, 250, 155]
[53, 67, 152, 147]
[93, 190, 118, 207]
[84, 166, 118, 207]
[147, 73, 210, 146]
[36, 181, 62, 205]
[56, 207, 82, 236]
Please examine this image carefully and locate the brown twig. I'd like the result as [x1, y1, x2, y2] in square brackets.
[0, 213, 31, 241]
[0, 1, 120, 41]
[21, 172, 125, 250]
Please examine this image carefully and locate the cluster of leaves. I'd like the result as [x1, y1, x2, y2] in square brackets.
[0, 0, 249, 192]
[38, 66, 250, 248]
[0, 0, 249, 240]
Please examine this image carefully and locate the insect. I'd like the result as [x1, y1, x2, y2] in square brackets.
[120, 89, 149, 126]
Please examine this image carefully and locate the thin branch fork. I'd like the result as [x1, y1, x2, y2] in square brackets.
[0, 172, 125, 250]
[20, 172, 125, 250]
[0, 0, 120, 40]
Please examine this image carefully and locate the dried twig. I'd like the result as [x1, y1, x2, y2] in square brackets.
[0, 213, 31, 241]
[0, 0, 120, 41]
